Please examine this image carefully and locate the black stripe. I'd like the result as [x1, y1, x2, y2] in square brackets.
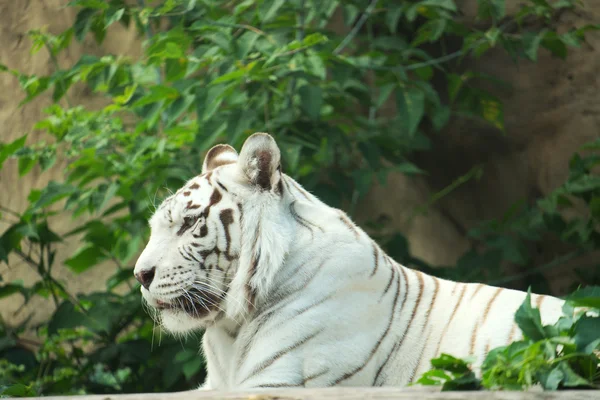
[289, 201, 324, 234]
[338, 212, 360, 239]
[331, 264, 401, 385]
[290, 294, 334, 319]
[392, 269, 424, 366]
[371, 243, 379, 277]
[373, 266, 408, 385]
[219, 208, 236, 260]
[380, 267, 395, 301]
[434, 284, 467, 357]
[240, 328, 324, 384]
[178, 247, 193, 261]
[287, 177, 313, 202]
[303, 368, 330, 385]
[216, 180, 228, 192]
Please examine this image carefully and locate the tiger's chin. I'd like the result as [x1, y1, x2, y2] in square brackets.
[142, 290, 223, 334]
[160, 309, 212, 334]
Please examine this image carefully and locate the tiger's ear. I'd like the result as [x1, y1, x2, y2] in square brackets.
[202, 144, 239, 174]
[238, 132, 281, 191]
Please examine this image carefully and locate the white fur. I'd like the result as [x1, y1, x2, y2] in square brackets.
[134, 133, 566, 390]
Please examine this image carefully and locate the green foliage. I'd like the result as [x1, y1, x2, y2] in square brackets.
[0, 0, 599, 396]
[415, 353, 482, 391]
[416, 287, 600, 391]
[0, 292, 205, 396]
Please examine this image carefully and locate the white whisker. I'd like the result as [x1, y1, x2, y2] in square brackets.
[195, 279, 255, 311]
[190, 281, 247, 325]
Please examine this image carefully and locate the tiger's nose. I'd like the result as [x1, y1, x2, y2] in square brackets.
[135, 267, 156, 290]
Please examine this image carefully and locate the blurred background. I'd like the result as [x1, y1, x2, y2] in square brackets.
[0, 0, 599, 396]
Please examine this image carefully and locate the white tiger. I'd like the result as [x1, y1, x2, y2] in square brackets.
[133, 132, 565, 390]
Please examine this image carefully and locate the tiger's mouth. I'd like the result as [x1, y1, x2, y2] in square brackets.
[154, 288, 223, 318]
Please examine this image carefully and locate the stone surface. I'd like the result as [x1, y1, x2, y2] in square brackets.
[0, 0, 142, 327]
[358, 1, 600, 295]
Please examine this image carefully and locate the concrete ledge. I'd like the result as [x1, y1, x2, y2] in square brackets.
[30, 387, 600, 400]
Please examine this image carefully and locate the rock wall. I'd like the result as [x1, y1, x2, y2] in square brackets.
[356, 1, 600, 295]
[0, 0, 142, 327]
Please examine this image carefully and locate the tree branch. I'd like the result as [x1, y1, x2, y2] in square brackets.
[488, 249, 587, 286]
[333, 0, 379, 55]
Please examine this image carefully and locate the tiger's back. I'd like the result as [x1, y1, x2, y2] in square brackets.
[133, 132, 565, 390]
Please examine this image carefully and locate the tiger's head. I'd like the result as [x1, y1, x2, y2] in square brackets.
[134, 133, 292, 333]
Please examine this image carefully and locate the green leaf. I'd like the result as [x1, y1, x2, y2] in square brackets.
[64, 244, 107, 273]
[416, 353, 481, 391]
[566, 175, 600, 193]
[174, 349, 196, 363]
[542, 32, 568, 59]
[305, 52, 327, 80]
[551, 0, 573, 9]
[234, 31, 260, 59]
[412, 19, 447, 47]
[560, 31, 581, 48]
[105, 7, 125, 27]
[514, 290, 546, 341]
[396, 86, 425, 137]
[375, 83, 395, 110]
[442, 372, 481, 391]
[558, 361, 591, 388]
[131, 85, 180, 108]
[227, 108, 255, 145]
[17, 75, 50, 105]
[18, 155, 37, 176]
[396, 162, 425, 175]
[0, 283, 26, 299]
[573, 316, 600, 353]
[74, 8, 97, 42]
[259, 0, 285, 23]
[48, 301, 91, 335]
[281, 142, 302, 174]
[0, 384, 37, 397]
[98, 181, 119, 212]
[422, 0, 458, 12]
[165, 59, 187, 82]
[538, 367, 564, 390]
[386, 5, 404, 33]
[430, 354, 474, 374]
[416, 368, 451, 386]
[182, 357, 203, 380]
[106, 268, 135, 291]
[590, 197, 600, 220]
[31, 181, 77, 210]
[447, 73, 466, 103]
[522, 30, 547, 61]
[566, 286, 600, 309]
[0, 134, 27, 169]
[15, 222, 39, 241]
[39, 150, 57, 171]
[477, 0, 505, 20]
[413, 65, 433, 81]
[211, 69, 247, 85]
[480, 94, 504, 131]
[299, 85, 323, 120]
[166, 94, 195, 127]
[68, 0, 109, 9]
[431, 105, 451, 131]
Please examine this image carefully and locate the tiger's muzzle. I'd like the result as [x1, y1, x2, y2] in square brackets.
[154, 287, 224, 318]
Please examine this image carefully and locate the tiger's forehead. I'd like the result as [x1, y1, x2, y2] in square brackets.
[174, 174, 218, 207]
[151, 173, 219, 225]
